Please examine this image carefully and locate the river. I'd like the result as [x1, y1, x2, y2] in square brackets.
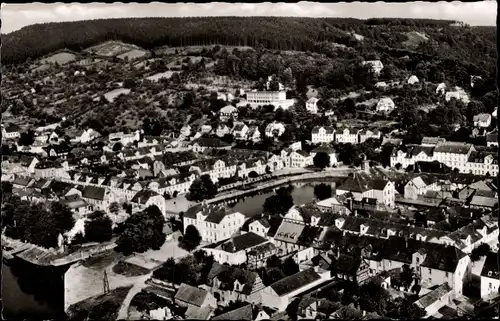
[2, 180, 336, 317]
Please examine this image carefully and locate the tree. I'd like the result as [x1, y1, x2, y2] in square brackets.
[18, 130, 35, 146]
[313, 152, 330, 169]
[248, 171, 259, 178]
[115, 205, 166, 255]
[180, 225, 202, 251]
[108, 202, 120, 215]
[266, 255, 282, 268]
[113, 142, 123, 151]
[263, 186, 294, 215]
[187, 174, 218, 202]
[282, 257, 300, 276]
[123, 78, 137, 89]
[314, 183, 332, 200]
[84, 211, 113, 243]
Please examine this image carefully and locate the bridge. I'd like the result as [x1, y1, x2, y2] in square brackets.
[206, 170, 352, 205]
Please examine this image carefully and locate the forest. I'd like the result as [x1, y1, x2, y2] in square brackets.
[2, 16, 496, 75]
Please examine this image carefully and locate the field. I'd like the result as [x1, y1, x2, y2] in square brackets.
[85, 41, 142, 57]
[40, 52, 77, 65]
[104, 88, 131, 102]
[117, 49, 148, 60]
[67, 286, 132, 321]
[146, 71, 177, 82]
[403, 31, 429, 48]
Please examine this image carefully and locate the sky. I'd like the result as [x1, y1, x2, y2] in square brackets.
[1, 1, 497, 34]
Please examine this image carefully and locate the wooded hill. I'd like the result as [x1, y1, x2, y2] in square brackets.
[2, 16, 495, 73]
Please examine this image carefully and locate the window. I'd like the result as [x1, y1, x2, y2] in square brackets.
[428, 268, 432, 274]
[416, 257, 419, 263]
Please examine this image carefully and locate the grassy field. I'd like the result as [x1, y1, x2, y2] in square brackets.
[40, 52, 77, 65]
[403, 31, 429, 48]
[117, 49, 148, 60]
[104, 88, 131, 102]
[85, 41, 141, 57]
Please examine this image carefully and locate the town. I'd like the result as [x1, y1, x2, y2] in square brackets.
[1, 11, 499, 321]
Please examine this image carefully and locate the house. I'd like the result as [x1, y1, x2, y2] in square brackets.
[335, 128, 359, 144]
[217, 92, 235, 102]
[2, 124, 21, 139]
[311, 126, 335, 144]
[247, 126, 261, 142]
[174, 283, 217, 309]
[486, 132, 498, 147]
[261, 268, 330, 311]
[310, 146, 337, 167]
[212, 304, 254, 320]
[19, 155, 40, 173]
[265, 122, 286, 138]
[480, 251, 500, 299]
[331, 254, 370, 284]
[246, 90, 294, 110]
[12, 175, 34, 189]
[183, 204, 247, 243]
[130, 189, 168, 218]
[376, 98, 395, 112]
[414, 283, 454, 317]
[71, 128, 101, 143]
[445, 87, 470, 104]
[232, 123, 249, 140]
[362, 60, 384, 75]
[336, 174, 395, 207]
[108, 130, 141, 146]
[473, 113, 492, 128]
[202, 232, 277, 267]
[180, 125, 192, 138]
[280, 149, 313, 168]
[375, 81, 388, 89]
[306, 97, 319, 114]
[436, 83, 446, 95]
[219, 105, 239, 122]
[407, 75, 419, 85]
[190, 137, 231, 153]
[81, 185, 110, 210]
[404, 176, 439, 200]
[203, 263, 266, 305]
[215, 124, 231, 138]
[358, 129, 381, 143]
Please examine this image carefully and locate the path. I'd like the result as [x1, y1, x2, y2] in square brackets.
[116, 273, 152, 320]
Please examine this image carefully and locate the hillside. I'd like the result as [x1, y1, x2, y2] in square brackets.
[2, 17, 496, 71]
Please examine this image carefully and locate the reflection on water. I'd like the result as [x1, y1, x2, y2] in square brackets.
[2, 258, 67, 319]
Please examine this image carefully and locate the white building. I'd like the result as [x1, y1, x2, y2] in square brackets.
[436, 83, 446, 95]
[108, 130, 141, 147]
[311, 126, 335, 144]
[246, 91, 294, 110]
[445, 87, 470, 104]
[362, 60, 384, 76]
[407, 75, 419, 85]
[183, 204, 247, 243]
[480, 252, 500, 299]
[306, 97, 319, 114]
[335, 128, 359, 144]
[376, 97, 395, 112]
[2, 124, 21, 139]
[130, 189, 168, 218]
[219, 105, 239, 122]
[265, 121, 286, 138]
[473, 113, 492, 128]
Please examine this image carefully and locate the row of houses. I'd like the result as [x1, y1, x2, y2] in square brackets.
[311, 126, 381, 144]
[390, 139, 498, 176]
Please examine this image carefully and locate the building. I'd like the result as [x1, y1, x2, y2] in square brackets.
[219, 105, 239, 122]
[2, 124, 21, 139]
[473, 113, 492, 128]
[246, 91, 294, 110]
[436, 83, 446, 95]
[376, 98, 395, 112]
[261, 268, 331, 311]
[336, 174, 395, 208]
[71, 128, 101, 144]
[486, 132, 498, 147]
[215, 124, 231, 138]
[130, 189, 168, 218]
[335, 128, 359, 144]
[445, 87, 470, 104]
[174, 283, 217, 309]
[311, 126, 335, 144]
[358, 129, 381, 143]
[247, 126, 261, 142]
[183, 204, 247, 243]
[407, 75, 419, 85]
[232, 123, 249, 140]
[265, 121, 286, 138]
[414, 283, 454, 317]
[306, 97, 319, 114]
[190, 137, 232, 153]
[480, 251, 500, 299]
[362, 60, 384, 75]
[108, 130, 141, 146]
[404, 176, 439, 200]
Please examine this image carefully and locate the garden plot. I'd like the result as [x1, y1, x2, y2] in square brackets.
[41, 52, 77, 65]
[104, 88, 131, 102]
[85, 41, 143, 57]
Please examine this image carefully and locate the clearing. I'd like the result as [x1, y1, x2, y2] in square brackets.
[403, 31, 429, 48]
[85, 41, 143, 57]
[40, 52, 77, 65]
[117, 49, 148, 60]
[146, 71, 177, 82]
[104, 88, 131, 103]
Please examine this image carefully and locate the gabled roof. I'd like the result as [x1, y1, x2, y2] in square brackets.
[174, 283, 208, 307]
[480, 252, 500, 279]
[219, 232, 268, 253]
[434, 142, 472, 154]
[270, 268, 322, 296]
[415, 283, 452, 309]
[212, 304, 253, 321]
[131, 189, 160, 204]
[81, 185, 106, 201]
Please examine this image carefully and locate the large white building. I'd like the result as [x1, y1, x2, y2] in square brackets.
[376, 97, 395, 112]
[362, 60, 384, 75]
[183, 203, 247, 243]
[311, 126, 335, 144]
[246, 91, 294, 110]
